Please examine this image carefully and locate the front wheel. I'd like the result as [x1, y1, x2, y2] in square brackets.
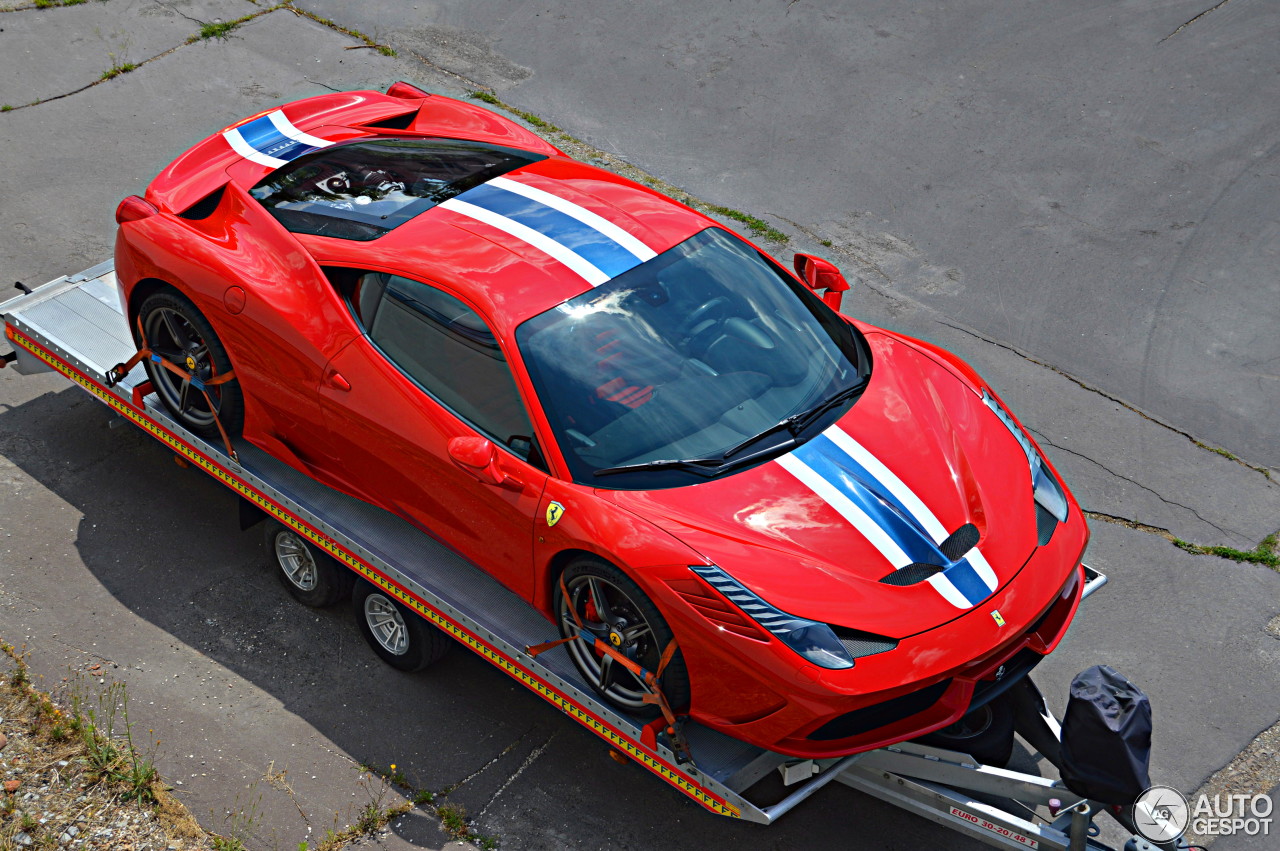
[554, 557, 689, 717]
[353, 580, 452, 672]
[136, 289, 244, 438]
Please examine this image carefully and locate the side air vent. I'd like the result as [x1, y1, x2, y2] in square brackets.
[363, 110, 419, 130]
[178, 186, 226, 220]
[880, 563, 945, 586]
[940, 522, 980, 561]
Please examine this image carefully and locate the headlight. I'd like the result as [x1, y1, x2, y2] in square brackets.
[983, 390, 1069, 525]
[691, 565, 853, 669]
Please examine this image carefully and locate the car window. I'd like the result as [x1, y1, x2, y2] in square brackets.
[249, 138, 544, 241]
[358, 272, 537, 457]
[517, 228, 868, 488]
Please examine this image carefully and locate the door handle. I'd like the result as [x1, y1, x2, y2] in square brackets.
[324, 368, 351, 391]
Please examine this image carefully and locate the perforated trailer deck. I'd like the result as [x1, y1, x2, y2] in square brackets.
[1, 262, 1183, 850]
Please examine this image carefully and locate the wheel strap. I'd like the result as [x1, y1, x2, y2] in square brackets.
[536, 574, 693, 763]
[105, 314, 240, 462]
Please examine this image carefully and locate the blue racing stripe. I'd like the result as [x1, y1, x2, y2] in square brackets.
[457, 182, 643, 279]
[234, 115, 319, 162]
[793, 433, 943, 567]
[941, 560, 991, 606]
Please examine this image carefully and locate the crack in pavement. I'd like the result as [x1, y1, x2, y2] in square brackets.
[940, 319, 1274, 479]
[437, 725, 536, 796]
[1160, 0, 1235, 43]
[476, 730, 557, 823]
[0, 3, 283, 112]
[1028, 428, 1246, 543]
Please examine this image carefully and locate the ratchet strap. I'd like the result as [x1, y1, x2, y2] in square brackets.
[528, 575, 693, 764]
[105, 315, 239, 462]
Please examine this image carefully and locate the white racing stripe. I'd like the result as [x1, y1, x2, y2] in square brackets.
[439, 197, 612, 286]
[222, 129, 287, 169]
[775, 452, 913, 569]
[266, 111, 333, 149]
[824, 426, 999, 591]
[487, 176, 658, 262]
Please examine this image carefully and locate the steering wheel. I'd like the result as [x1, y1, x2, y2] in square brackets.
[679, 296, 730, 336]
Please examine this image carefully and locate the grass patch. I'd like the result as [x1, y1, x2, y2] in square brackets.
[100, 62, 138, 81]
[705, 204, 788, 243]
[1173, 532, 1279, 569]
[187, 7, 280, 44]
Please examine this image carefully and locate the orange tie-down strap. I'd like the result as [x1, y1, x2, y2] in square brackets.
[528, 577, 693, 764]
[105, 317, 239, 463]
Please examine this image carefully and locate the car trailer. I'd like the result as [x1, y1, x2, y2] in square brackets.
[2, 262, 1189, 851]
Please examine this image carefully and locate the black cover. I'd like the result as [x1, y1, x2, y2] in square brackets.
[1059, 665, 1153, 805]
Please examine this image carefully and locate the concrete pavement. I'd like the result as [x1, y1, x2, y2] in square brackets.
[1, 1, 1276, 849]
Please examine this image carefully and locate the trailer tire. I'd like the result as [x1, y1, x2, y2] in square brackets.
[554, 557, 690, 718]
[265, 521, 353, 607]
[914, 694, 1016, 767]
[136, 290, 244, 439]
[353, 579, 452, 672]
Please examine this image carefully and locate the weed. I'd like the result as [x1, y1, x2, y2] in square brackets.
[705, 204, 788, 243]
[66, 679, 158, 801]
[412, 788, 435, 805]
[1, 105, 12, 112]
[187, 9, 273, 45]
[820, 239, 834, 247]
[215, 784, 263, 851]
[100, 62, 137, 81]
[466, 91, 560, 131]
[1173, 532, 1280, 569]
[196, 21, 239, 41]
[437, 802, 469, 839]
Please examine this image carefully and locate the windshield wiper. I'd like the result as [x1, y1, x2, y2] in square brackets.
[593, 441, 795, 479]
[723, 377, 868, 459]
[593, 457, 728, 478]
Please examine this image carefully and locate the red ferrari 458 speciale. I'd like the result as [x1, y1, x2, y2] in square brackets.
[113, 83, 1088, 759]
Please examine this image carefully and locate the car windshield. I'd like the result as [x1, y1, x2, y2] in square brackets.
[516, 228, 870, 489]
[249, 138, 543, 241]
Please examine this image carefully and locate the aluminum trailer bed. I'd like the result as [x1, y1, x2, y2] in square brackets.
[1, 263, 1181, 850]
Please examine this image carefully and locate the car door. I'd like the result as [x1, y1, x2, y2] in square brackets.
[316, 270, 548, 602]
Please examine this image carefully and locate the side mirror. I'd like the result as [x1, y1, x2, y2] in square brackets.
[448, 436, 523, 491]
[793, 254, 852, 312]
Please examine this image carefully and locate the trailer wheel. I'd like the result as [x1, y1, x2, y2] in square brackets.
[265, 521, 353, 607]
[136, 290, 244, 438]
[915, 694, 1016, 767]
[353, 580, 452, 672]
[554, 557, 690, 717]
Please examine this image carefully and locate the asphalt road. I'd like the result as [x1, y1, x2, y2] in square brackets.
[0, 1, 1277, 850]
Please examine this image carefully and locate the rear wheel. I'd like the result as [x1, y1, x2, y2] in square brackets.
[137, 290, 243, 437]
[554, 557, 689, 717]
[353, 579, 452, 672]
[265, 521, 354, 607]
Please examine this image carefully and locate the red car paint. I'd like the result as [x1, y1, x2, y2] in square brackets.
[114, 86, 1088, 758]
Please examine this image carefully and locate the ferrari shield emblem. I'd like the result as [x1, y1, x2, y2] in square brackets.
[990, 609, 1006, 627]
[545, 502, 565, 527]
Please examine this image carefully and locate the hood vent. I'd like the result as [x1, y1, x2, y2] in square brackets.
[880, 523, 981, 586]
[940, 523, 980, 561]
[880, 563, 945, 586]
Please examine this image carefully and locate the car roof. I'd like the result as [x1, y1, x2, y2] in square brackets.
[301, 155, 714, 330]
